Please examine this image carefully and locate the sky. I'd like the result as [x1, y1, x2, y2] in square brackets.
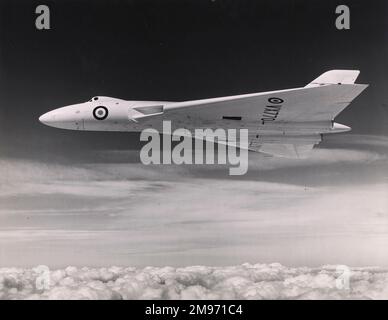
[0, 0, 388, 268]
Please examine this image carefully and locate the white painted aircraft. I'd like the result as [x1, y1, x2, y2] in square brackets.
[39, 70, 368, 158]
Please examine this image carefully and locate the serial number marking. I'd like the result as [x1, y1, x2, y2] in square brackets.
[261, 97, 284, 124]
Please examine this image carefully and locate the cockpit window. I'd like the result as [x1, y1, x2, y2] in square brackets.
[89, 96, 99, 102]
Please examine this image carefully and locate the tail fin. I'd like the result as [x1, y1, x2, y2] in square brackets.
[305, 70, 360, 88]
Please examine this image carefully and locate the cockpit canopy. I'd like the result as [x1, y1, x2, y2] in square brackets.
[88, 96, 122, 102]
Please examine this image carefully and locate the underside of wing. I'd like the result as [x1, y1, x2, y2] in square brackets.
[252, 143, 316, 159]
[247, 133, 321, 158]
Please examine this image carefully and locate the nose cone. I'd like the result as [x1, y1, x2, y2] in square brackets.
[39, 105, 84, 130]
[39, 111, 55, 124]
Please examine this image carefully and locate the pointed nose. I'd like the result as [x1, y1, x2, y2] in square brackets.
[39, 105, 84, 130]
[39, 111, 54, 124]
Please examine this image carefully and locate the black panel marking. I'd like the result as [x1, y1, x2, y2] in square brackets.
[223, 116, 242, 120]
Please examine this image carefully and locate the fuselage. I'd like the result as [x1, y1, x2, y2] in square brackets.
[39, 95, 350, 136]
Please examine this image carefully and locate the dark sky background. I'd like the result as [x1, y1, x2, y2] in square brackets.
[0, 0, 387, 162]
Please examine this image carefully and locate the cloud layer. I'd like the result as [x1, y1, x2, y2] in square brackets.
[1, 134, 388, 267]
[1, 263, 388, 300]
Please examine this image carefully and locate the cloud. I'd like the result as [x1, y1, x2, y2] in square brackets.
[1, 134, 388, 268]
[0, 263, 388, 300]
[0, 135, 385, 199]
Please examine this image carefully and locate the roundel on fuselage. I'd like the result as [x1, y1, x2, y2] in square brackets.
[268, 97, 284, 104]
[93, 106, 109, 120]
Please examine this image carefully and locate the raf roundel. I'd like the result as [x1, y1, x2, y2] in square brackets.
[93, 106, 109, 120]
[268, 97, 284, 104]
